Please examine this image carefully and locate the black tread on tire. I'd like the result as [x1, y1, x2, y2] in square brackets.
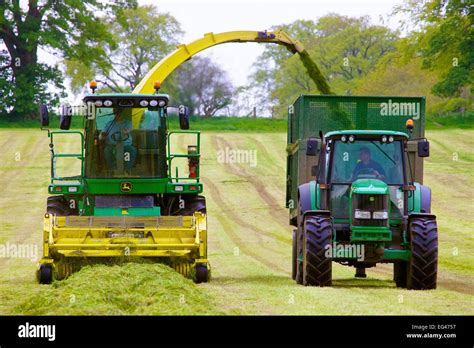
[46, 196, 71, 216]
[181, 195, 206, 216]
[394, 261, 408, 288]
[303, 215, 333, 287]
[407, 217, 438, 290]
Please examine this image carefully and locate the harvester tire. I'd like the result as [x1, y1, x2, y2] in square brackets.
[407, 217, 438, 290]
[291, 230, 297, 280]
[394, 261, 408, 288]
[195, 264, 210, 284]
[37, 264, 53, 284]
[46, 196, 72, 216]
[302, 215, 332, 287]
[181, 195, 206, 216]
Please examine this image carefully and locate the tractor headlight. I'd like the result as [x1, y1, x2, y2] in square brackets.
[354, 209, 371, 219]
[158, 100, 166, 107]
[388, 135, 394, 143]
[95, 100, 103, 107]
[381, 135, 387, 143]
[174, 185, 184, 192]
[103, 100, 113, 107]
[373, 211, 388, 219]
[149, 100, 158, 107]
[348, 135, 355, 142]
[341, 135, 347, 142]
[139, 100, 149, 107]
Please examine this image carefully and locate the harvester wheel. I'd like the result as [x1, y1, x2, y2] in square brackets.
[394, 261, 408, 288]
[181, 195, 206, 216]
[195, 264, 210, 284]
[302, 215, 332, 287]
[407, 217, 438, 290]
[46, 196, 73, 216]
[37, 264, 53, 284]
[291, 230, 297, 280]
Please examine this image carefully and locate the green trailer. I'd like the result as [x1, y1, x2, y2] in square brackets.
[287, 95, 437, 289]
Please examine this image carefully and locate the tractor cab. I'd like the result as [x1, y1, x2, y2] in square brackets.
[321, 131, 410, 242]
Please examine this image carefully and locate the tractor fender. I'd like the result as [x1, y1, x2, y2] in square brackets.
[412, 183, 432, 214]
[298, 181, 317, 214]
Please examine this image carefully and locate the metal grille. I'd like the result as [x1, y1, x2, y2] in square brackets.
[291, 95, 425, 141]
[58, 216, 192, 228]
[352, 194, 388, 227]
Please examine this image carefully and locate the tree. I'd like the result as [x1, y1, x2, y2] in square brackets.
[250, 14, 399, 117]
[172, 56, 234, 117]
[394, 0, 473, 97]
[0, 0, 136, 119]
[65, 5, 182, 93]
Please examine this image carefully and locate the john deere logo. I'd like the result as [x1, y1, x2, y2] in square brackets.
[120, 182, 132, 192]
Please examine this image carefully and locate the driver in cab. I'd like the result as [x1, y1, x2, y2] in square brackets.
[352, 147, 386, 181]
[99, 108, 137, 172]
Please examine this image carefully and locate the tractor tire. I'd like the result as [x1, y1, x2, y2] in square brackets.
[195, 264, 210, 284]
[46, 196, 72, 216]
[291, 230, 297, 280]
[181, 195, 206, 216]
[407, 217, 438, 290]
[394, 261, 408, 288]
[37, 263, 53, 284]
[302, 215, 333, 287]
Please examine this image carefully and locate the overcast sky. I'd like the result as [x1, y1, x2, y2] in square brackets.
[140, 0, 405, 87]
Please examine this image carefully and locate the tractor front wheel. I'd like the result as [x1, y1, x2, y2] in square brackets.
[37, 263, 53, 284]
[195, 264, 210, 284]
[407, 217, 438, 290]
[302, 215, 333, 287]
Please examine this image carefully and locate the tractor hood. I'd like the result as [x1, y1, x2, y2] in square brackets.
[351, 179, 388, 195]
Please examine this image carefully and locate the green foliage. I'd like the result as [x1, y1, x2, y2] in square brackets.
[65, 5, 182, 93]
[394, 0, 473, 97]
[0, 0, 137, 119]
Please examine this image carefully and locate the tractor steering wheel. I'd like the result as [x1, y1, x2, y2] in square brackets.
[111, 130, 130, 143]
[354, 167, 378, 179]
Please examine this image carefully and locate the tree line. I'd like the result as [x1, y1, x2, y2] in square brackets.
[0, 0, 472, 119]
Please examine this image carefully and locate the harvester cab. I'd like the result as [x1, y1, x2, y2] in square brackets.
[288, 95, 437, 290]
[37, 82, 210, 284]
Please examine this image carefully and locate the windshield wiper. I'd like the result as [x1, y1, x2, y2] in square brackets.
[370, 141, 396, 165]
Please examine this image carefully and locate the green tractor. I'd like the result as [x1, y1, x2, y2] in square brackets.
[37, 81, 210, 284]
[287, 95, 437, 289]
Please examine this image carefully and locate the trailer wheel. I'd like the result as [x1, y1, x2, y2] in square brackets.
[37, 264, 53, 284]
[407, 217, 438, 290]
[394, 261, 408, 288]
[303, 215, 332, 287]
[291, 230, 297, 280]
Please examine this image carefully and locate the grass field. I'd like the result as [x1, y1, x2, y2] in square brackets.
[0, 128, 472, 315]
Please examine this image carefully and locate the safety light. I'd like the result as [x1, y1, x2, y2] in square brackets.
[89, 80, 97, 93]
[149, 100, 158, 107]
[139, 100, 149, 107]
[154, 81, 161, 91]
[406, 119, 414, 132]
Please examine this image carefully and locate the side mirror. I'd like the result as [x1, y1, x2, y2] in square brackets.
[60, 105, 72, 130]
[306, 138, 320, 156]
[418, 139, 430, 157]
[178, 105, 190, 130]
[39, 104, 49, 127]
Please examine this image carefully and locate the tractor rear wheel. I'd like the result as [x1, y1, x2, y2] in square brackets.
[302, 215, 332, 287]
[407, 217, 438, 290]
[394, 261, 408, 288]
